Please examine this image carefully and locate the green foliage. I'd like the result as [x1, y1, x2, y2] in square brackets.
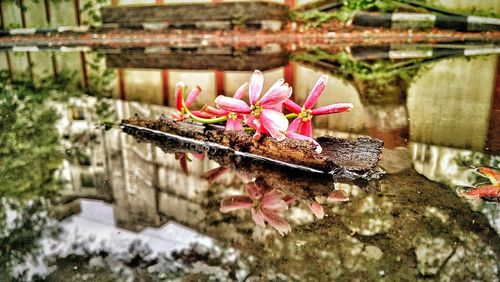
[292, 49, 422, 84]
[0, 71, 79, 200]
[292, 0, 500, 27]
[0, 198, 58, 278]
[81, 0, 110, 25]
[292, 0, 420, 26]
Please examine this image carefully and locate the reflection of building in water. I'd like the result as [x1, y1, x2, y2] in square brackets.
[55, 98, 235, 233]
[407, 55, 498, 152]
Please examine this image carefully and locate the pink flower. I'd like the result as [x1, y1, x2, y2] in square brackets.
[458, 167, 500, 199]
[216, 70, 292, 141]
[172, 82, 209, 121]
[220, 182, 295, 235]
[210, 83, 248, 131]
[284, 75, 353, 138]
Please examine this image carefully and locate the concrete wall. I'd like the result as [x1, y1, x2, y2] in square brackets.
[407, 55, 497, 151]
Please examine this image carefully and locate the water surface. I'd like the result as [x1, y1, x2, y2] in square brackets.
[0, 44, 499, 280]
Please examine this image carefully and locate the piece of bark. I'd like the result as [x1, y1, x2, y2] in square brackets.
[122, 115, 383, 175]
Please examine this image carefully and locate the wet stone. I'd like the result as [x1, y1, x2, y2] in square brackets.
[414, 237, 454, 276]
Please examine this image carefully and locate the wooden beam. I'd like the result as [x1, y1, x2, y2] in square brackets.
[117, 69, 126, 100]
[122, 116, 384, 174]
[102, 2, 289, 24]
[215, 70, 224, 96]
[161, 70, 169, 106]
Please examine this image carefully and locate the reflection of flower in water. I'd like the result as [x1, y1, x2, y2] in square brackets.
[458, 167, 499, 200]
[220, 182, 295, 236]
[174, 152, 205, 176]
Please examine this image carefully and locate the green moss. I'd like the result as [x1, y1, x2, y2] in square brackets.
[292, 49, 423, 85]
[0, 71, 80, 200]
[291, 0, 500, 27]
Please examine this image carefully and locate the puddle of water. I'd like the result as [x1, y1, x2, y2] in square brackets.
[0, 42, 499, 281]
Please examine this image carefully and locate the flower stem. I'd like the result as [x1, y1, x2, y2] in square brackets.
[183, 102, 228, 124]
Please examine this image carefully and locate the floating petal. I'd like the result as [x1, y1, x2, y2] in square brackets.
[459, 185, 500, 199]
[478, 167, 500, 184]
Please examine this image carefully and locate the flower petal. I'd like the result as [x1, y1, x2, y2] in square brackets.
[303, 75, 328, 109]
[244, 114, 258, 130]
[246, 182, 263, 199]
[191, 152, 205, 160]
[307, 201, 324, 219]
[175, 152, 189, 176]
[233, 82, 248, 100]
[260, 208, 291, 236]
[478, 167, 500, 184]
[287, 117, 301, 133]
[215, 95, 251, 114]
[283, 99, 302, 114]
[175, 81, 185, 111]
[286, 131, 322, 154]
[459, 185, 500, 199]
[259, 80, 292, 108]
[202, 105, 228, 116]
[185, 86, 201, 107]
[191, 110, 214, 119]
[312, 103, 353, 116]
[253, 131, 262, 141]
[259, 109, 288, 141]
[297, 119, 312, 138]
[251, 208, 266, 228]
[225, 117, 244, 131]
[249, 70, 264, 105]
[262, 190, 288, 211]
[220, 195, 254, 213]
[202, 166, 230, 184]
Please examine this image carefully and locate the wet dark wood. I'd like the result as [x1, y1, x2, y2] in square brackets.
[105, 48, 289, 71]
[122, 115, 384, 176]
[102, 2, 289, 25]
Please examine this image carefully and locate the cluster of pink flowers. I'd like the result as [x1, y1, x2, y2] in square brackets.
[174, 70, 353, 153]
[172, 70, 355, 234]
